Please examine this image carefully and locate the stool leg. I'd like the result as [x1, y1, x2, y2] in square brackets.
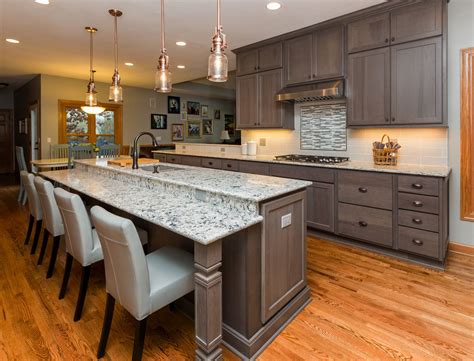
[30, 220, 43, 255]
[24, 215, 34, 245]
[46, 236, 61, 279]
[132, 318, 147, 361]
[73, 265, 91, 321]
[37, 229, 50, 265]
[97, 294, 115, 358]
[59, 253, 73, 299]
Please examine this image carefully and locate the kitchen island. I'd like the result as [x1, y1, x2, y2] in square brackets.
[41, 158, 312, 360]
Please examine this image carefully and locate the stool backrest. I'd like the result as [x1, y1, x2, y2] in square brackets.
[16, 146, 27, 171]
[34, 177, 64, 237]
[98, 144, 120, 158]
[20, 171, 42, 220]
[54, 188, 95, 265]
[91, 205, 150, 320]
[70, 144, 94, 160]
[50, 144, 69, 159]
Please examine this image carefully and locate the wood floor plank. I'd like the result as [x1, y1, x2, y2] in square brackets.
[0, 175, 473, 360]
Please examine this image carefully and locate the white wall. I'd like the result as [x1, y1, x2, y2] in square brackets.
[447, 0, 474, 246]
[0, 88, 14, 108]
[40, 74, 235, 158]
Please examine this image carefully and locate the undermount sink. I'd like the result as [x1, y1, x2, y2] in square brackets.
[140, 164, 182, 173]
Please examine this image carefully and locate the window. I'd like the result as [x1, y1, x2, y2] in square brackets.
[58, 100, 122, 146]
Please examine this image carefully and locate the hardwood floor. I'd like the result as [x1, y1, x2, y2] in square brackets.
[0, 175, 472, 360]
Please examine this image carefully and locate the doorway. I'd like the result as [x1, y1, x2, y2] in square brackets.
[0, 109, 14, 174]
[29, 102, 40, 172]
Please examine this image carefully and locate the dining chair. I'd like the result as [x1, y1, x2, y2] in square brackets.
[91, 205, 194, 361]
[50, 144, 70, 159]
[20, 171, 43, 254]
[98, 144, 120, 158]
[54, 188, 148, 322]
[16, 146, 28, 205]
[34, 176, 64, 278]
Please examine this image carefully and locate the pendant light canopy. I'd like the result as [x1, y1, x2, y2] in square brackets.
[208, 0, 228, 82]
[108, 9, 123, 102]
[82, 27, 105, 114]
[154, 0, 172, 93]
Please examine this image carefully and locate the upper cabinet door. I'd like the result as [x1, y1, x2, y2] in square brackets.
[347, 47, 390, 126]
[347, 13, 390, 53]
[258, 42, 283, 72]
[312, 25, 345, 80]
[236, 49, 258, 76]
[236, 74, 259, 128]
[284, 34, 313, 85]
[390, 0, 442, 45]
[258, 69, 284, 128]
[391, 37, 442, 125]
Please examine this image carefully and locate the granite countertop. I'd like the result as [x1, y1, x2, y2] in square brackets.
[153, 150, 451, 177]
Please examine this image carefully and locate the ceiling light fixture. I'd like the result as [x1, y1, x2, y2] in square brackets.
[81, 27, 105, 114]
[266, 2, 281, 10]
[176, 41, 186, 46]
[177, 65, 186, 69]
[108, 9, 123, 102]
[5, 38, 20, 44]
[207, 0, 228, 82]
[154, 0, 172, 93]
[35, 0, 50, 4]
[124, 62, 134, 66]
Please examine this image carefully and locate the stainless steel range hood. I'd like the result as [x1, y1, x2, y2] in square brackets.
[275, 80, 344, 103]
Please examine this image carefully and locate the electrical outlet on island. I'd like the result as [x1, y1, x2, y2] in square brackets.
[259, 138, 266, 146]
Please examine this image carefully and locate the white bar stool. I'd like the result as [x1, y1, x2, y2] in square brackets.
[20, 171, 43, 254]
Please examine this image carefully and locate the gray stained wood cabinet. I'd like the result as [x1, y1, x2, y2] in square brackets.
[306, 182, 334, 233]
[347, 13, 390, 54]
[236, 42, 283, 76]
[284, 25, 345, 86]
[236, 69, 294, 129]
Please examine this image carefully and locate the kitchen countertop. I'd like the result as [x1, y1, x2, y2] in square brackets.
[41, 158, 310, 244]
[153, 150, 452, 177]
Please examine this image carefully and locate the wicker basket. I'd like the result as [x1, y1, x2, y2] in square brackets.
[372, 134, 399, 166]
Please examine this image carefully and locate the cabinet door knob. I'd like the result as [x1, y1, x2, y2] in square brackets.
[308, 75, 311, 79]
[385, 38, 389, 43]
[392, 117, 395, 122]
[254, 66, 257, 70]
[385, 117, 389, 122]
[412, 239, 423, 246]
[209, 162, 213, 166]
[227, 164, 232, 168]
[411, 183, 423, 189]
[358, 187, 368, 193]
[412, 218, 422, 224]
[358, 221, 368, 227]
[391, 37, 395, 42]
[413, 200, 423, 207]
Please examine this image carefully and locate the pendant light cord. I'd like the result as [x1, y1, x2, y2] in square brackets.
[217, 0, 221, 31]
[114, 15, 118, 70]
[161, 0, 165, 53]
[90, 30, 94, 80]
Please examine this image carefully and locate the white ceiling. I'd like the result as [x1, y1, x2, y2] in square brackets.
[0, 0, 385, 89]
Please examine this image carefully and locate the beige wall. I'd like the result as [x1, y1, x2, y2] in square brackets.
[40, 74, 235, 158]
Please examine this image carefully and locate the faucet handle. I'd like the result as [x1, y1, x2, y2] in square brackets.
[153, 165, 160, 173]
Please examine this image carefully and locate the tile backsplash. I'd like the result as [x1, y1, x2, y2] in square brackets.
[241, 103, 448, 166]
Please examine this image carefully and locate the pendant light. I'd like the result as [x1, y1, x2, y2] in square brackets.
[207, 0, 228, 82]
[108, 9, 123, 102]
[82, 27, 105, 114]
[154, 0, 172, 93]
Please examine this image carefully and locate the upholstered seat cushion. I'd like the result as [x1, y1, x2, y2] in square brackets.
[147, 246, 194, 314]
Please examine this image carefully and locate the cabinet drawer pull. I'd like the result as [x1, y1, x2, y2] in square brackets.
[413, 200, 423, 207]
[208, 162, 213, 166]
[411, 183, 423, 190]
[358, 221, 368, 227]
[412, 239, 423, 246]
[226, 164, 232, 168]
[358, 187, 368, 193]
[412, 218, 422, 224]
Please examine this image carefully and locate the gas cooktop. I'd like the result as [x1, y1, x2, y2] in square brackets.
[274, 154, 350, 164]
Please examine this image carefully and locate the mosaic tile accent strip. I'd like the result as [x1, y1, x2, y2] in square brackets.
[300, 104, 347, 151]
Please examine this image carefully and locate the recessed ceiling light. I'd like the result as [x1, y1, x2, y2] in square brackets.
[177, 65, 186, 69]
[5, 38, 20, 44]
[35, 0, 50, 4]
[266, 2, 281, 10]
[176, 41, 186, 46]
[124, 62, 134, 66]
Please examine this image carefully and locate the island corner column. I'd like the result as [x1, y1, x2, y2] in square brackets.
[194, 239, 223, 361]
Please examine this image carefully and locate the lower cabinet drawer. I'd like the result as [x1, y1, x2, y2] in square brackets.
[153, 153, 167, 162]
[398, 210, 439, 232]
[338, 203, 393, 247]
[201, 158, 223, 169]
[165, 155, 182, 164]
[398, 226, 439, 259]
[180, 155, 202, 167]
[222, 160, 240, 171]
[398, 193, 439, 214]
[239, 161, 270, 175]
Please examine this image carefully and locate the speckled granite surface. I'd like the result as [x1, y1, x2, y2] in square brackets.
[153, 150, 451, 177]
[41, 159, 310, 244]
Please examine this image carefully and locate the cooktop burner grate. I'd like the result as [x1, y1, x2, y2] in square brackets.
[274, 154, 350, 164]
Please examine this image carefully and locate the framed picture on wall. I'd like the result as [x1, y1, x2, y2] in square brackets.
[201, 105, 209, 117]
[214, 109, 221, 119]
[181, 101, 186, 111]
[202, 119, 213, 135]
[224, 114, 235, 135]
[187, 101, 200, 116]
[180, 111, 187, 121]
[186, 120, 202, 138]
[171, 123, 184, 141]
[151, 114, 167, 129]
[168, 96, 180, 114]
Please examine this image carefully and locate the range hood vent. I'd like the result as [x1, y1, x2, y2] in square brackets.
[275, 80, 344, 103]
